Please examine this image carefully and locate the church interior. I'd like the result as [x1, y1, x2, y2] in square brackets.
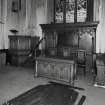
[0, 0, 105, 105]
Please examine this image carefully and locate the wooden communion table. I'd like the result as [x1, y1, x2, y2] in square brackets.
[35, 57, 76, 85]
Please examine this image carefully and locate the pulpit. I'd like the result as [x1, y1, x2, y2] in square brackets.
[8, 35, 31, 66]
[8, 35, 39, 66]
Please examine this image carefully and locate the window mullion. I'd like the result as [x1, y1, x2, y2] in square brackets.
[64, 0, 66, 23]
[74, 0, 77, 22]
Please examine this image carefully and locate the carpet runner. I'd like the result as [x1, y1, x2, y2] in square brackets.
[3, 83, 86, 105]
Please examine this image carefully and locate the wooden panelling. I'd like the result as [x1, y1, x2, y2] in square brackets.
[40, 22, 98, 74]
[96, 60, 105, 85]
[36, 57, 76, 85]
[8, 35, 39, 66]
[0, 50, 6, 68]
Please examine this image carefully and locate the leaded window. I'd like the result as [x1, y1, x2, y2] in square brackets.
[54, 0, 93, 23]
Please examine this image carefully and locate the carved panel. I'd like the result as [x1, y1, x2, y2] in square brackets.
[76, 28, 95, 52]
[76, 27, 95, 37]
[36, 57, 76, 85]
[45, 31, 58, 49]
[58, 31, 78, 47]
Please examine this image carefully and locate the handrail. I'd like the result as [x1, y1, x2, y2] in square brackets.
[29, 37, 45, 57]
[34, 37, 45, 49]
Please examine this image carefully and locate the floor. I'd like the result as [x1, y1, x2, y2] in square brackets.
[0, 65, 105, 105]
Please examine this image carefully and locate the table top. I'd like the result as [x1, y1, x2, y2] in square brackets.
[36, 56, 75, 64]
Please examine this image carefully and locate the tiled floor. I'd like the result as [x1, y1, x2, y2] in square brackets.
[0, 65, 105, 105]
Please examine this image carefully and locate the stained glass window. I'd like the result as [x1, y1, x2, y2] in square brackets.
[55, 0, 64, 23]
[66, 0, 75, 23]
[54, 0, 88, 23]
[77, 0, 87, 22]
